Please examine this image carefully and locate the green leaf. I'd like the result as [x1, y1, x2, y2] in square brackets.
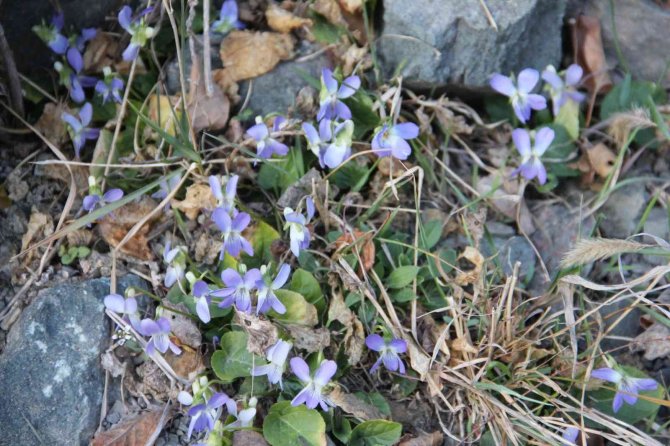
[419, 220, 443, 250]
[587, 366, 662, 424]
[387, 266, 420, 289]
[390, 288, 416, 303]
[244, 220, 280, 268]
[354, 392, 392, 416]
[347, 92, 380, 140]
[331, 414, 352, 444]
[349, 420, 401, 446]
[544, 123, 576, 160]
[262, 401, 327, 446]
[269, 289, 318, 326]
[211, 331, 258, 383]
[554, 99, 580, 141]
[289, 269, 326, 314]
[258, 148, 304, 191]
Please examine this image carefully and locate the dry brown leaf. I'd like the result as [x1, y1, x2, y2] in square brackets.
[266, 3, 312, 33]
[163, 303, 202, 348]
[343, 317, 365, 365]
[462, 206, 487, 249]
[328, 282, 355, 326]
[632, 323, 670, 361]
[165, 349, 205, 380]
[101, 351, 127, 378]
[334, 229, 375, 274]
[21, 209, 54, 263]
[91, 409, 164, 446]
[187, 62, 230, 132]
[171, 183, 216, 220]
[35, 102, 69, 146]
[399, 432, 444, 446]
[98, 196, 159, 260]
[148, 94, 182, 137]
[236, 311, 279, 356]
[216, 31, 294, 89]
[572, 15, 612, 94]
[328, 386, 386, 420]
[194, 232, 223, 264]
[313, 0, 346, 26]
[233, 430, 269, 446]
[286, 325, 331, 352]
[338, 0, 364, 14]
[454, 246, 484, 286]
[449, 336, 478, 355]
[570, 143, 616, 186]
[83, 32, 121, 73]
[341, 44, 371, 76]
[475, 173, 535, 234]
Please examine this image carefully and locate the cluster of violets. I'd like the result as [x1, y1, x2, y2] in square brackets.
[490, 64, 585, 185]
[247, 66, 420, 173]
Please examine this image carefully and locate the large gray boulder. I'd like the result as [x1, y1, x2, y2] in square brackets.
[0, 275, 146, 446]
[377, 0, 566, 88]
[567, 0, 670, 86]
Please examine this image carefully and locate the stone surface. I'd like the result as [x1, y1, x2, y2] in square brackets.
[377, 0, 566, 87]
[598, 297, 642, 352]
[566, 0, 670, 86]
[0, 0, 126, 77]
[482, 234, 536, 281]
[599, 183, 648, 238]
[237, 41, 328, 118]
[528, 202, 596, 294]
[0, 275, 146, 446]
[166, 33, 225, 95]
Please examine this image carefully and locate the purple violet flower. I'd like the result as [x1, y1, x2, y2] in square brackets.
[317, 68, 360, 121]
[151, 175, 181, 212]
[562, 426, 580, 445]
[290, 358, 337, 411]
[62, 102, 99, 158]
[212, 208, 254, 259]
[283, 197, 315, 257]
[118, 5, 155, 61]
[104, 293, 141, 331]
[212, 0, 244, 34]
[511, 127, 554, 185]
[490, 68, 547, 123]
[211, 267, 262, 313]
[371, 122, 419, 160]
[256, 264, 290, 315]
[303, 119, 332, 167]
[192, 280, 211, 323]
[246, 116, 289, 160]
[32, 12, 68, 54]
[139, 316, 181, 355]
[163, 241, 185, 287]
[591, 367, 658, 413]
[74, 27, 97, 52]
[209, 174, 238, 213]
[83, 175, 123, 213]
[542, 64, 586, 117]
[186, 392, 230, 439]
[65, 48, 97, 103]
[251, 339, 292, 389]
[95, 67, 124, 104]
[365, 334, 407, 374]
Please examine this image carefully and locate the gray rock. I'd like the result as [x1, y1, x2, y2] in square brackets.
[166, 33, 225, 95]
[599, 183, 648, 238]
[598, 297, 642, 352]
[0, 0, 126, 78]
[377, 0, 566, 87]
[643, 207, 669, 242]
[238, 42, 328, 117]
[0, 275, 146, 446]
[499, 236, 536, 280]
[529, 202, 596, 294]
[566, 0, 670, 86]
